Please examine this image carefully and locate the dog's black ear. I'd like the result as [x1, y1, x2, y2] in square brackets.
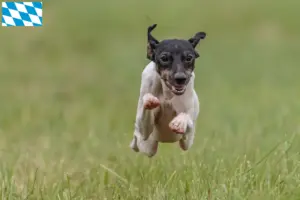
[147, 24, 159, 61]
[188, 32, 206, 48]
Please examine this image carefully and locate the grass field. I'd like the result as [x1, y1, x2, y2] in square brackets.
[1, 0, 300, 199]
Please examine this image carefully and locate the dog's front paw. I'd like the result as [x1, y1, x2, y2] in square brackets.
[143, 93, 160, 110]
[169, 113, 188, 134]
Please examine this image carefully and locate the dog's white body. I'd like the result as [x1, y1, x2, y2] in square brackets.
[130, 61, 200, 157]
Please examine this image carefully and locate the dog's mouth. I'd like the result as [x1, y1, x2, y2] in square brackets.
[164, 80, 186, 95]
[171, 85, 186, 95]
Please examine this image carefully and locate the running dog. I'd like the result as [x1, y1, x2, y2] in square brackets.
[130, 24, 206, 157]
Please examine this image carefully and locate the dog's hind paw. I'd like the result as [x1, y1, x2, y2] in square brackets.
[130, 136, 139, 152]
[143, 93, 160, 110]
[169, 113, 188, 134]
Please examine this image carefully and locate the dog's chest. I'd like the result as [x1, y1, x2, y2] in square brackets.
[153, 96, 187, 142]
[156, 95, 188, 121]
[156, 99, 176, 121]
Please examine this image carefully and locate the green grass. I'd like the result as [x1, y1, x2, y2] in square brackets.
[1, 0, 300, 199]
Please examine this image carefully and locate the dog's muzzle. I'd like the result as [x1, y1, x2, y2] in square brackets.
[162, 78, 187, 96]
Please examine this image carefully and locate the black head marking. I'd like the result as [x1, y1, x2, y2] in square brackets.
[145, 24, 207, 96]
[146, 24, 206, 60]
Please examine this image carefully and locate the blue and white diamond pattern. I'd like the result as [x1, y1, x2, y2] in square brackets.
[2, 2, 43, 27]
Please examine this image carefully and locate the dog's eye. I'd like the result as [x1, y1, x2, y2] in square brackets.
[185, 55, 194, 63]
[160, 55, 169, 63]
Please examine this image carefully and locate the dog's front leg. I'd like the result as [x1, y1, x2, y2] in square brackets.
[169, 113, 195, 150]
[169, 91, 200, 151]
[136, 93, 160, 140]
[130, 63, 161, 156]
[130, 93, 160, 157]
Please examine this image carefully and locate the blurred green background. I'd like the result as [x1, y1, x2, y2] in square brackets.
[1, 0, 300, 199]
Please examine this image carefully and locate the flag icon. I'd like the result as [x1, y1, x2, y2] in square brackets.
[2, 2, 42, 27]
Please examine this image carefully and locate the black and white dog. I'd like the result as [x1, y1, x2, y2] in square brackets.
[130, 24, 206, 157]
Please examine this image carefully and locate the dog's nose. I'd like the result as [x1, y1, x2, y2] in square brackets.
[174, 73, 187, 85]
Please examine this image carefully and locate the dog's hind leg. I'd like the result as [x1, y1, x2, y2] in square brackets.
[130, 135, 139, 152]
[179, 125, 195, 151]
[130, 130, 159, 157]
[135, 132, 159, 157]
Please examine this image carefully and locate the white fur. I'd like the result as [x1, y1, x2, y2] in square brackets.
[130, 61, 200, 157]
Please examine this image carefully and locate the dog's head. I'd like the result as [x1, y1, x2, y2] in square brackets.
[146, 24, 206, 95]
